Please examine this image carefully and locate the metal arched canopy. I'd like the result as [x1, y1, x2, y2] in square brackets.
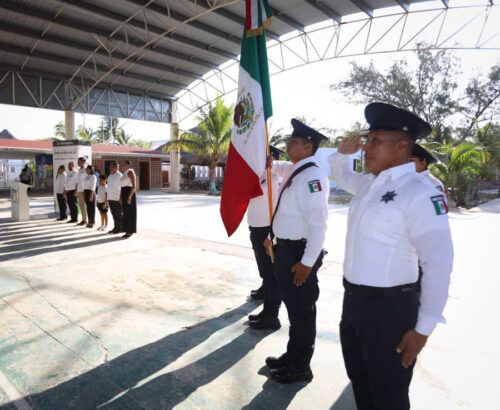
[0, 0, 497, 123]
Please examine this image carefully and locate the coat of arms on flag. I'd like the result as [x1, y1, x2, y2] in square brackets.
[431, 195, 448, 215]
[308, 180, 322, 193]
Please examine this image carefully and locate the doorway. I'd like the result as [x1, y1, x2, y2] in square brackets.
[139, 161, 150, 190]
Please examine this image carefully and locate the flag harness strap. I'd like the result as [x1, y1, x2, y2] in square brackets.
[270, 162, 318, 239]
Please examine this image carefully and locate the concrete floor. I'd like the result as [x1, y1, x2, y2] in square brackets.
[0, 192, 499, 409]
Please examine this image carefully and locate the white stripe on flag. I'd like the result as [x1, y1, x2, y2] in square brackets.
[250, 0, 259, 30]
[231, 66, 266, 178]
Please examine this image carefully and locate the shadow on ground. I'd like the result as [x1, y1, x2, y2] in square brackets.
[2, 301, 274, 410]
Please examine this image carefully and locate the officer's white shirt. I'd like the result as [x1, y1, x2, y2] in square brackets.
[64, 169, 77, 191]
[272, 156, 329, 267]
[76, 166, 87, 193]
[97, 185, 107, 203]
[55, 172, 67, 194]
[422, 169, 445, 194]
[247, 161, 288, 227]
[83, 174, 97, 191]
[107, 172, 122, 201]
[121, 170, 133, 187]
[329, 153, 454, 336]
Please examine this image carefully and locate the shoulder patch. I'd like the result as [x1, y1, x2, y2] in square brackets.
[308, 179, 322, 193]
[430, 195, 448, 215]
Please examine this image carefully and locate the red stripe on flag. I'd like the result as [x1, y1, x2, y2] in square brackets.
[220, 143, 263, 236]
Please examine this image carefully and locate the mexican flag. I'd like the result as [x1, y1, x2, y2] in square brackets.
[220, 0, 273, 236]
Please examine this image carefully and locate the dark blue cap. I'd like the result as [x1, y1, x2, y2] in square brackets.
[411, 143, 437, 164]
[269, 145, 285, 159]
[364, 102, 432, 140]
[289, 119, 329, 144]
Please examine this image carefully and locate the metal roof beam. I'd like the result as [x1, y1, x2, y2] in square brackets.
[123, 0, 241, 45]
[303, 0, 342, 23]
[0, 42, 187, 91]
[349, 0, 374, 17]
[0, 62, 176, 100]
[269, 6, 306, 32]
[0, 21, 203, 81]
[0, 2, 221, 70]
[54, 0, 238, 60]
[393, 0, 410, 12]
[441, 0, 449, 7]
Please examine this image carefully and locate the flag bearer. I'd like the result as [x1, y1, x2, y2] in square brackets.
[263, 119, 329, 384]
[330, 102, 454, 410]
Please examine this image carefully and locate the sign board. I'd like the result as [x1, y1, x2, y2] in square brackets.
[52, 140, 92, 211]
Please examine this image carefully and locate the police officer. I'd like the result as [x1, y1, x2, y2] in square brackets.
[247, 146, 286, 330]
[410, 143, 446, 193]
[329, 103, 454, 410]
[263, 119, 329, 384]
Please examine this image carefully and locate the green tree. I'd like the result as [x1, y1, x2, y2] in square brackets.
[116, 128, 133, 146]
[54, 121, 65, 140]
[332, 43, 460, 143]
[460, 65, 500, 139]
[475, 122, 500, 195]
[432, 141, 489, 207]
[76, 126, 96, 142]
[164, 98, 233, 195]
[129, 139, 152, 149]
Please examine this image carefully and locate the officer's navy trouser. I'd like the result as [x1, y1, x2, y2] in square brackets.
[340, 280, 420, 410]
[249, 226, 281, 317]
[275, 238, 323, 370]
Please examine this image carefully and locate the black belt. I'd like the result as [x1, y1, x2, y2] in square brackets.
[343, 278, 419, 298]
[276, 238, 307, 246]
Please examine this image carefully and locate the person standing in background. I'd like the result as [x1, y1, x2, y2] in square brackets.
[83, 165, 97, 229]
[55, 165, 67, 221]
[96, 174, 108, 231]
[75, 157, 88, 226]
[120, 160, 137, 239]
[107, 161, 123, 235]
[64, 161, 78, 223]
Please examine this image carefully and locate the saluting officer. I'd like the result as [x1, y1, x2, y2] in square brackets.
[330, 102, 454, 410]
[410, 143, 446, 194]
[247, 145, 286, 330]
[263, 119, 329, 384]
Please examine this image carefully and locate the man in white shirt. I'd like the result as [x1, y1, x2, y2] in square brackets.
[246, 146, 286, 330]
[106, 161, 123, 234]
[329, 102, 453, 410]
[64, 161, 78, 223]
[75, 157, 88, 226]
[263, 119, 329, 384]
[410, 143, 446, 194]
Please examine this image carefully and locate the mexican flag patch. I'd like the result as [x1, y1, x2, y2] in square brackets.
[431, 195, 448, 215]
[308, 180, 322, 193]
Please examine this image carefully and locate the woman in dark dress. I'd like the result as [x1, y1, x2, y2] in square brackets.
[83, 165, 97, 228]
[120, 160, 137, 238]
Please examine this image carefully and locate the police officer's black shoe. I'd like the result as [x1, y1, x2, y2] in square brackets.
[249, 316, 280, 330]
[270, 366, 313, 384]
[248, 310, 264, 322]
[250, 285, 265, 300]
[265, 353, 289, 370]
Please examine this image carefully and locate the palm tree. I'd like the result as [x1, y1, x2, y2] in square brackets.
[164, 98, 233, 195]
[116, 128, 133, 146]
[76, 126, 96, 142]
[130, 140, 152, 149]
[432, 141, 489, 206]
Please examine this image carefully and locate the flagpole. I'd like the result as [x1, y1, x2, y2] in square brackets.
[264, 120, 275, 263]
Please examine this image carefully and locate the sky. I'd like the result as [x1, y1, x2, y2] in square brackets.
[0, 2, 498, 145]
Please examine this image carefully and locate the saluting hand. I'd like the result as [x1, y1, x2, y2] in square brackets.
[292, 262, 312, 287]
[396, 329, 428, 368]
[338, 135, 363, 155]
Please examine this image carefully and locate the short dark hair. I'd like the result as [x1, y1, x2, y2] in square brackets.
[58, 165, 65, 172]
[110, 161, 118, 167]
[99, 174, 107, 181]
[86, 165, 94, 174]
[78, 157, 86, 162]
[124, 160, 132, 166]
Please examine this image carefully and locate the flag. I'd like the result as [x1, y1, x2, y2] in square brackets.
[220, 0, 273, 236]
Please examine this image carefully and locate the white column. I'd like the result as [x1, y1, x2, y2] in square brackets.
[64, 110, 75, 140]
[170, 122, 180, 193]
